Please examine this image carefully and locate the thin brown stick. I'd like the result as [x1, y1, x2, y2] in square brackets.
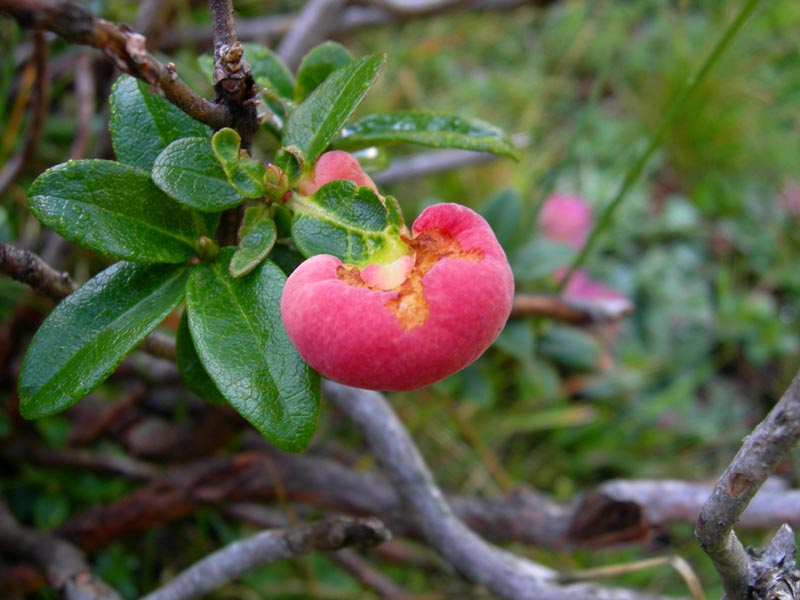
[0, 241, 76, 301]
[0, 0, 230, 129]
[141, 516, 390, 600]
[0, 29, 47, 196]
[696, 370, 800, 598]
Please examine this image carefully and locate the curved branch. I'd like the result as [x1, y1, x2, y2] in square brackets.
[141, 516, 390, 600]
[323, 380, 681, 600]
[0, 0, 230, 129]
[696, 370, 800, 598]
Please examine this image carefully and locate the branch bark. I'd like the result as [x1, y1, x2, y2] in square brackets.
[0, 0, 230, 130]
[0, 500, 123, 600]
[696, 371, 800, 598]
[323, 381, 681, 600]
[141, 516, 390, 600]
[0, 241, 75, 301]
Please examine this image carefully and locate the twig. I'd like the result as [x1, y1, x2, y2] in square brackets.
[160, 0, 553, 50]
[208, 0, 258, 146]
[141, 516, 390, 600]
[0, 0, 230, 129]
[68, 52, 95, 159]
[696, 370, 800, 599]
[511, 292, 632, 323]
[0, 29, 47, 196]
[276, 0, 348, 70]
[0, 241, 76, 301]
[0, 500, 123, 600]
[323, 381, 681, 600]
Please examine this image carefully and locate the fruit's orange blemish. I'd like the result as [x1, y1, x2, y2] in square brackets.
[335, 228, 484, 331]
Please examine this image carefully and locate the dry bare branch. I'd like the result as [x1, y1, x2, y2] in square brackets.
[0, 0, 230, 129]
[141, 516, 390, 600]
[696, 371, 800, 598]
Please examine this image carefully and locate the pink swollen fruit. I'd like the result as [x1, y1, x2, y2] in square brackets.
[297, 150, 379, 196]
[281, 203, 514, 391]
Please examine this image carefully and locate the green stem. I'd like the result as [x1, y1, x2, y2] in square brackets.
[557, 0, 761, 292]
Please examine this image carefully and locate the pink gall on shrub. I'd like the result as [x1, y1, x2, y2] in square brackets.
[281, 203, 514, 391]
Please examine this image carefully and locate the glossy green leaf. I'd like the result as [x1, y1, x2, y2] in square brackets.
[28, 160, 213, 262]
[109, 75, 210, 171]
[211, 128, 267, 198]
[337, 111, 518, 158]
[19, 262, 189, 418]
[176, 311, 227, 405]
[294, 41, 353, 103]
[152, 137, 244, 212]
[291, 180, 408, 266]
[282, 54, 385, 168]
[230, 206, 277, 278]
[186, 249, 320, 451]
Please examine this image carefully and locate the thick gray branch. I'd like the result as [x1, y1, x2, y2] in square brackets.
[696, 371, 800, 598]
[324, 380, 682, 600]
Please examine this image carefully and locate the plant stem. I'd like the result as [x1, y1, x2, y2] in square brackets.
[557, 0, 762, 292]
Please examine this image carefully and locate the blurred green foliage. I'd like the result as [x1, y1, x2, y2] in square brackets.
[3, 0, 800, 598]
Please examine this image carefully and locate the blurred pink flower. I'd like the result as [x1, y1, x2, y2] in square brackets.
[538, 194, 593, 250]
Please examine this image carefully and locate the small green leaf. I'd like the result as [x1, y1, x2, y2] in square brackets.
[291, 180, 408, 266]
[230, 206, 277, 278]
[211, 128, 267, 198]
[282, 54, 385, 167]
[28, 160, 213, 263]
[244, 43, 295, 100]
[186, 249, 320, 451]
[294, 42, 353, 103]
[109, 75, 210, 171]
[152, 137, 245, 212]
[337, 111, 518, 158]
[176, 311, 227, 404]
[19, 262, 189, 418]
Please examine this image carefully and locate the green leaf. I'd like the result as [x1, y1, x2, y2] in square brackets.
[211, 128, 267, 198]
[230, 206, 277, 278]
[185, 249, 320, 451]
[282, 54, 385, 168]
[244, 43, 295, 100]
[294, 41, 353, 103]
[538, 324, 601, 371]
[176, 311, 227, 404]
[511, 239, 575, 283]
[336, 111, 518, 158]
[28, 160, 213, 263]
[152, 137, 245, 212]
[480, 188, 525, 250]
[291, 180, 408, 265]
[19, 262, 189, 418]
[109, 75, 210, 171]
